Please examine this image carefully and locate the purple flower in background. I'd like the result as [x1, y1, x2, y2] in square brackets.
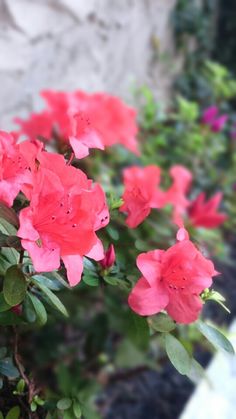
[202, 106, 218, 125]
[202, 106, 228, 132]
[211, 115, 228, 132]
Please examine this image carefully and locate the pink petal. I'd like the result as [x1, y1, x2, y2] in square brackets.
[62, 254, 83, 287]
[17, 207, 39, 241]
[86, 239, 104, 261]
[128, 276, 169, 316]
[69, 137, 90, 159]
[22, 239, 60, 272]
[136, 250, 164, 286]
[166, 292, 203, 324]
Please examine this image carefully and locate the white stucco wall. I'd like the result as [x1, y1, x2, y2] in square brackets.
[0, 0, 180, 130]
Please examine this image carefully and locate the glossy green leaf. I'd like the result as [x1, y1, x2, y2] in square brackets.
[148, 313, 176, 333]
[57, 398, 72, 410]
[0, 292, 11, 312]
[83, 275, 99, 287]
[27, 292, 47, 326]
[3, 266, 27, 306]
[0, 219, 18, 264]
[197, 321, 235, 354]
[0, 358, 19, 378]
[73, 401, 82, 418]
[32, 278, 68, 317]
[164, 333, 191, 375]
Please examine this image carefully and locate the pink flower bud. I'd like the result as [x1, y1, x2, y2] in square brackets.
[11, 305, 22, 316]
[100, 244, 116, 269]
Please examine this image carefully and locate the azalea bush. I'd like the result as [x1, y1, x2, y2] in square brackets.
[0, 88, 234, 418]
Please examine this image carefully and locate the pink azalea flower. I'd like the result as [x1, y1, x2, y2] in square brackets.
[14, 90, 139, 157]
[188, 192, 227, 228]
[0, 131, 40, 207]
[128, 229, 218, 324]
[119, 165, 165, 228]
[17, 152, 109, 286]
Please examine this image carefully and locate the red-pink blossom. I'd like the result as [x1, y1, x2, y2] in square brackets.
[119, 165, 165, 228]
[0, 131, 41, 207]
[15, 90, 139, 156]
[128, 229, 218, 323]
[188, 192, 227, 228]
[17, 152, 109, 286]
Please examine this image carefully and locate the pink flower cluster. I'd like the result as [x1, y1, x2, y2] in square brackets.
[120, 164, 227, 229]
[0, 91, 226, 326]
[0, 131, 109, 286]
[15, 90, 139, 158]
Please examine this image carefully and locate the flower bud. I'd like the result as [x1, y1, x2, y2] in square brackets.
[11, 304, 22, 316]
[100, 244, 116, 269]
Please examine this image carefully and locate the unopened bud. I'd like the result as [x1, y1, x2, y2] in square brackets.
[100, 244, 116, 269]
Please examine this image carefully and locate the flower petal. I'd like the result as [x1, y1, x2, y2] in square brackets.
[128, 276, 169, 316]
[166, 292, 203, 324]
[62, 254, 83, 287]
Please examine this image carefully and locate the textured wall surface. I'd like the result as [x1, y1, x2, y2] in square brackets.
[0, 0, 180, 130]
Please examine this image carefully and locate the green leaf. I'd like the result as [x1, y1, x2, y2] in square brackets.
[0, 218, 18, 264]
[32, 274, 62, 291]
[187, 359, 206, 384]
[32, 278, 68, 317]
[73, 401, 82, 418]
[0, 358, 19, 378]
[3, 266, 27, 306]
[103, 276, 119, 286]
[57, 398, 72, 410]
[0, 292, 11, 312]
[148, 313, 176, 333]
[197, 321, 235, 354]
[0, 253, 11, 275]
[125, 311, 149, 350]
[16, 378, 25, 394]
[83, 275, 99, 287]
[0, 311, 23, 326]
[164, 334, 191, 375]
[23, 294, 37, 323]
[5, 406, 20, 419]
[27, 292, 47, 326]
[30, 402, 37, 412]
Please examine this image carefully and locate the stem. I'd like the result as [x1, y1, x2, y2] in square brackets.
[19, 250, 24, 264]
[67, 151, 75, 165]
[13, 328, 39, 418]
